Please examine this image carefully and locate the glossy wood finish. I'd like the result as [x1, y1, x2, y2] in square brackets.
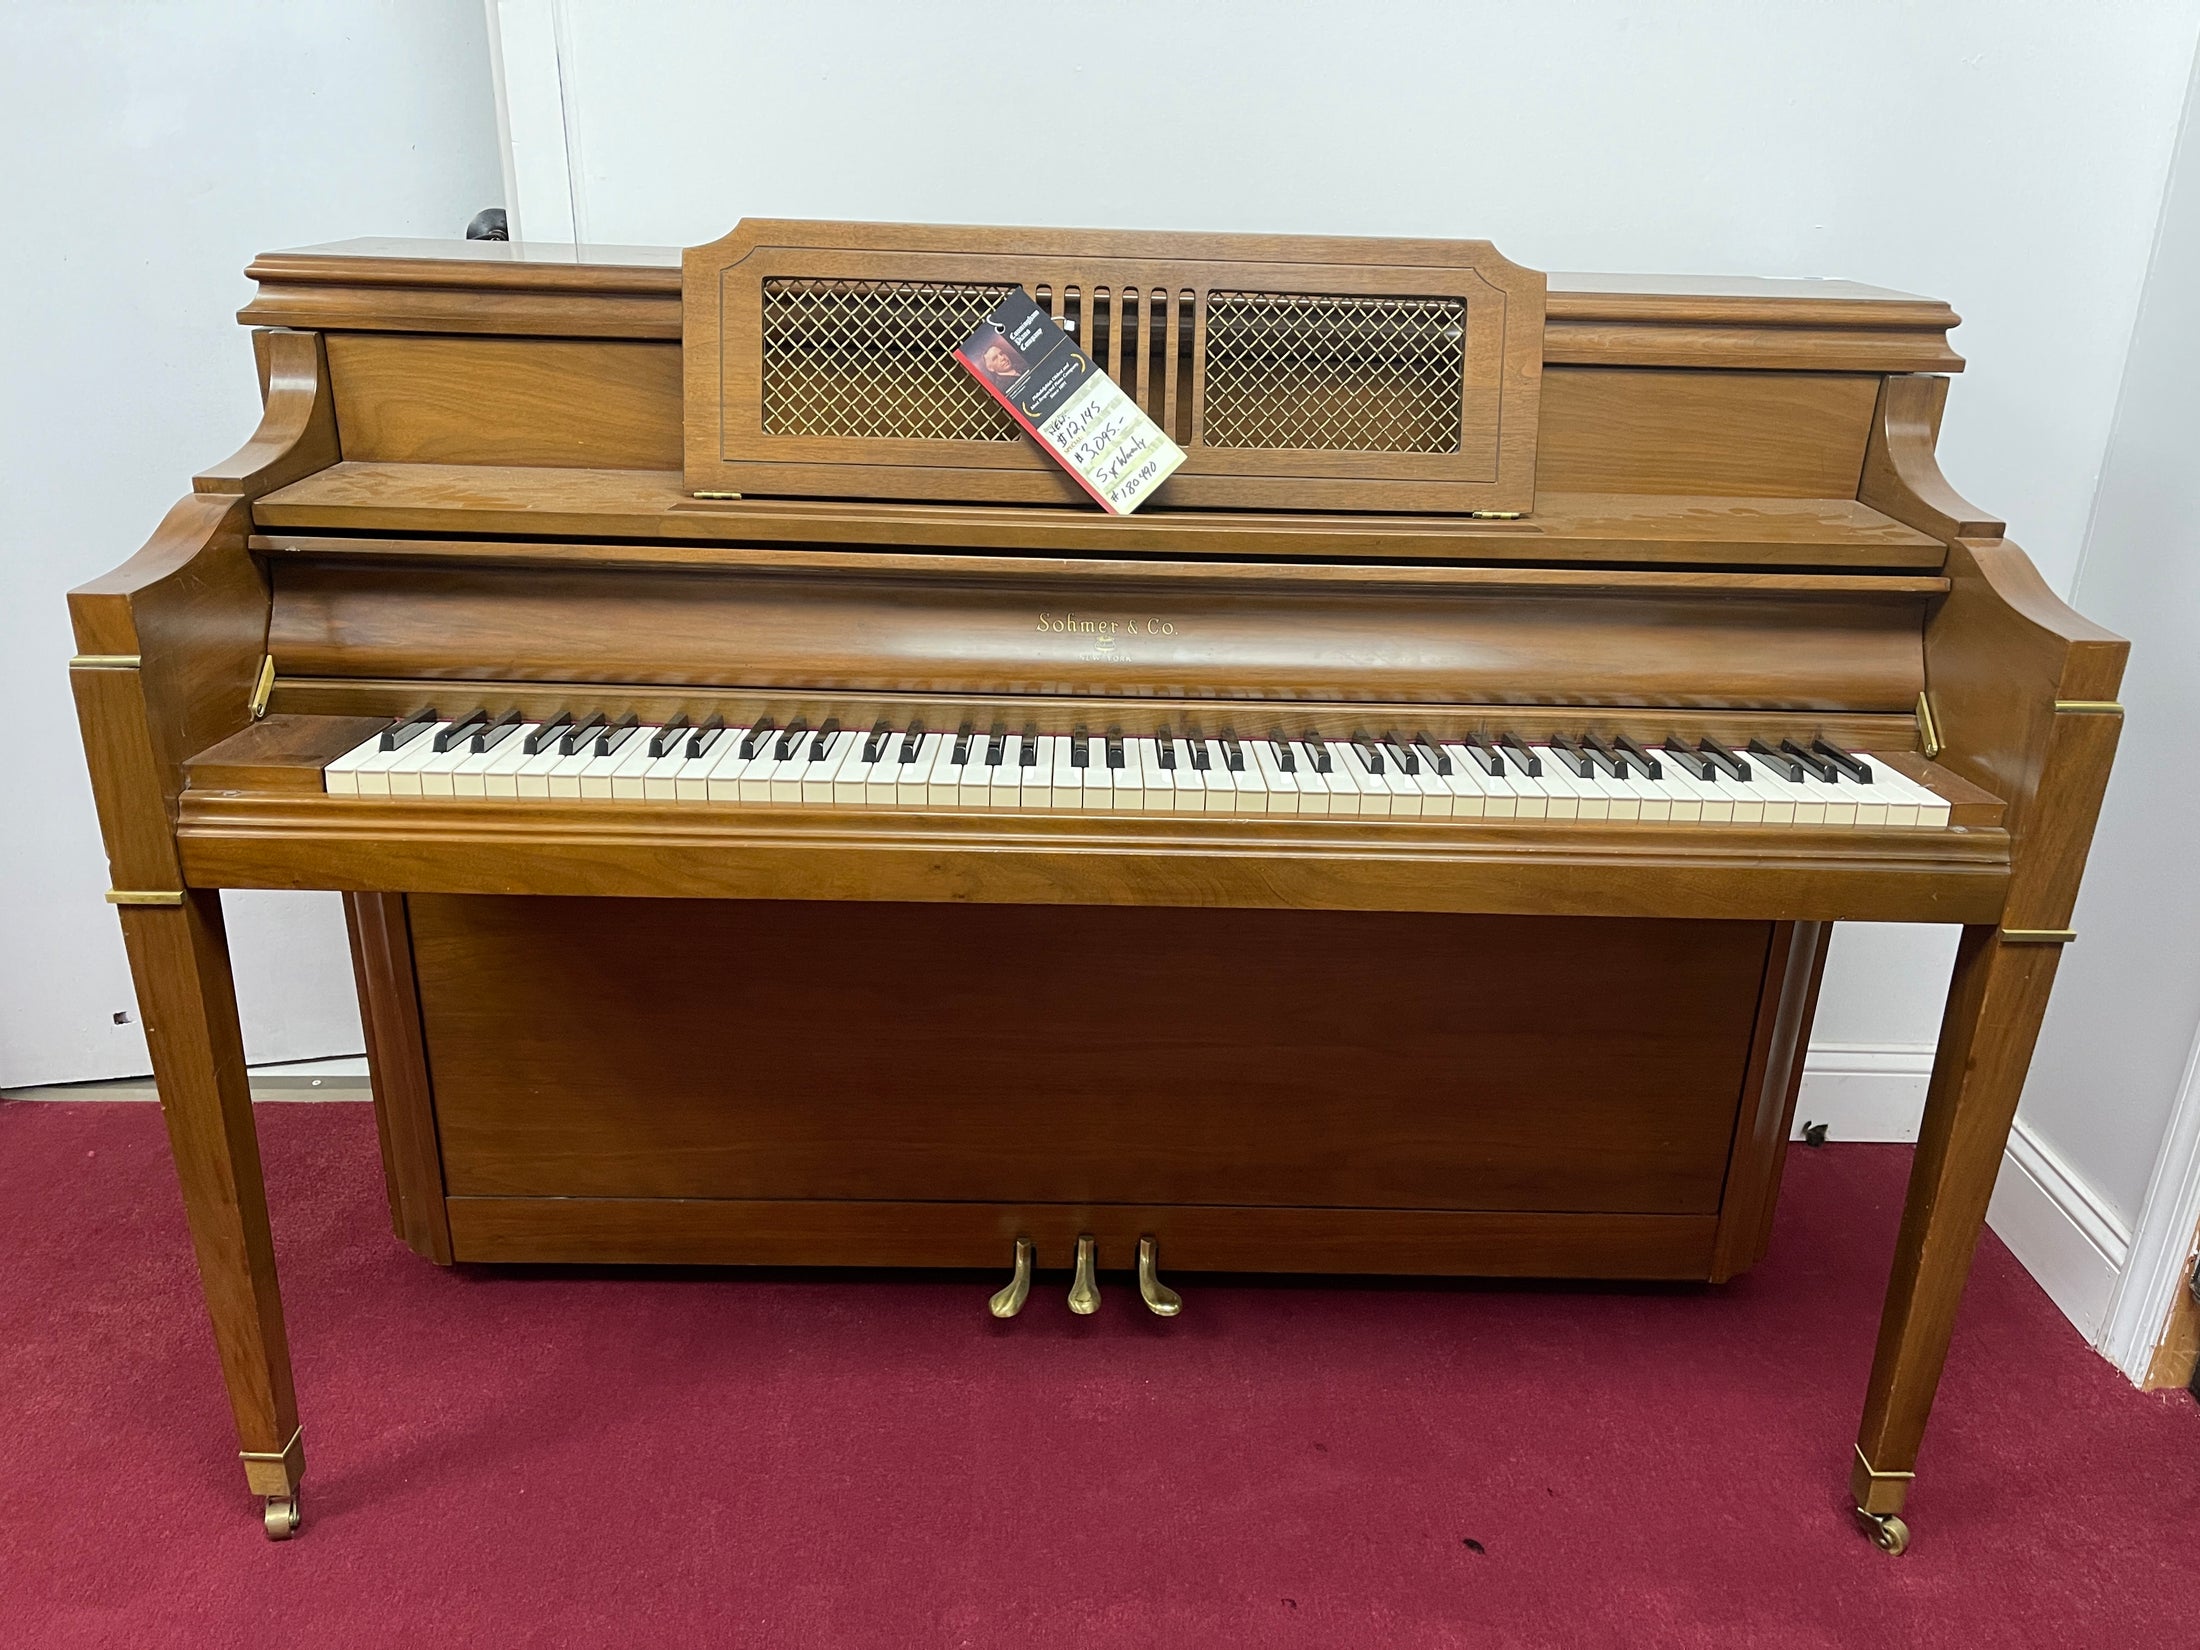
[417, 900, 1769, 1219]
[240, 238, 1963, 372]
[685, 220, 1549, 512]
[327, 335, 681, 469]
[261, 556, 1932, 710]
[446, 1198, 1721, 1276]
[1710, 920, 1830, 1280]
[252, 465, 1945, 568]
[343, 893, 449, 1264]
[75, 230, 2126, 1543]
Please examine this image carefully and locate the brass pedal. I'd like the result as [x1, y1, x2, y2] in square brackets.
[1136, 1235, 1182, 1318]
[987, 1236, 1034, 1319]
[1068, 1233, 1101, 1315]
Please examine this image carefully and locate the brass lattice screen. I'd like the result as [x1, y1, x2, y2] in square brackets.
[761, 279, 1019, 442]
[1201, 293, 1466, 454]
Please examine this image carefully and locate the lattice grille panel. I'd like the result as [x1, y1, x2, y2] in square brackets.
[1201, 292, 1466, 453]
[762, 278, 1021, 441]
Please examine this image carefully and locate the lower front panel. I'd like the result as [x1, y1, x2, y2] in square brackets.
[352, 896, 1808, 1280]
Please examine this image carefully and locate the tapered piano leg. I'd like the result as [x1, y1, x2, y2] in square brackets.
[117, 890, 305, 1539]
[1849, 923, 2063, 1553]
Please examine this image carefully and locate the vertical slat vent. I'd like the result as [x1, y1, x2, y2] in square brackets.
[1200, 292, 1467, 453]
[761, 278, 1020, 441]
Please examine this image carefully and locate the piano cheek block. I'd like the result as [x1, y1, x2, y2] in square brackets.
[109, 224, 2118, 1556]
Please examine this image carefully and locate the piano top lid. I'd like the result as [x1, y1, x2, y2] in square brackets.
[239, 237, 1964, 372]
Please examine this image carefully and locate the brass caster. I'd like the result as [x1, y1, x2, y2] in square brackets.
[263, 1492, 302, 1541]
[1136, 1235, 1182, 1318]
[1854, 1508, 1909, 1556]
[988, 1236, 1034, 1319]
[1068, 1233, 1101, 1315]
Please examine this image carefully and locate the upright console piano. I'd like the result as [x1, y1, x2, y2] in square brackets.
[70, 222, 2125, 1549]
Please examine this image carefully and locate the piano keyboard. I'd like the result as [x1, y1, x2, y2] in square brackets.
[323, 713, 1952, 827]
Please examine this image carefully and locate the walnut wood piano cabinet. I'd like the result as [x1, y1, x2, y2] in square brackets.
[70, 224, 2124, 1550]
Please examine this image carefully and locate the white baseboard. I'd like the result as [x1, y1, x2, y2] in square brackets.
[1794, 1042, 1935, 1142]
[1988, 1120, 2132, 1340]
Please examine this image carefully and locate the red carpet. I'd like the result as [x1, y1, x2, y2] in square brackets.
[2, 1099, 2195, 1647]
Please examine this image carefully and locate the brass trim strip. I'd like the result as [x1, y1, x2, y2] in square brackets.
[1914, 690, 1941, 759]
[70, 653, 141, 670]
[249, 653, 276, 720]
[240, 1426, 305, 1466]
[2053, 700, 2123, 715]
[105, 890, 185, 907]
[2001, 928, 2076, 945]
[1853, 1445, 1916, 1483]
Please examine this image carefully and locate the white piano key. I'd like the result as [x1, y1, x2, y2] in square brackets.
[799, 729, 851, 805]
[895, 732, 946, 807]
[924, 735, 969, 807]
[985, 736, 1025, 810]
[960, 735, 1003, 809]
[1249, 738, 1301, 815]
[1214, 744, 1265, 815]
[383, 723, 466, 797]
[830, 730, 892, 806]
[325, 726, 398, 795]
[701, 730, 769, 802]
[415, 735, 488, 797]
[1019, 732, 1058, 809]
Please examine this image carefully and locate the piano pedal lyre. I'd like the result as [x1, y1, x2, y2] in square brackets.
[1136, 1235, 1182, 1318]
[1068, 1234, 1101, 1315]
[987, 1236, 1034, 1319]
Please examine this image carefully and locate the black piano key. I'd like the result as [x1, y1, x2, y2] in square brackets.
[1070, 726, 1090, 769]
[862, 718, 893, 763]
[809, 718, 842, 761]
[1297, 734, 1332, 774]
[1413, 733, 1452, 776]
[984, 721, 1007, 767]
[740, 718, 777, 761]
[687, 716, 727, 759]
[1267, 731, 1297, 774]
[1613, 734, 1663, 780]
[1463, 733, 1505, 776]
[897, 720, 926, 763]
[1498, 733, 1542, 777]
[559, 712, 608, 755]
[472, 710, 523, 753]
[594, 714, 641, 757]
[433, 710, 488, 752]
[1106, 728, 1127, 770]
[951, 720, 975, 765]
[1546, 735, 1595, 779]
[1351, 734, 1385, 776]
[380, 708, 439, 752]
[647, 715, 692, 758]
[1187, 732, 1212, 771]
[1577, 734, 1626, 778]
[1155, 726, 1178, 770]
[1780, 738, 1838, 782]
[1747, 738, 1805, 782]
[1661, 735, 1716, 780]
[1381, 733, 1418, 776]
[1019, 722, 1039, 767]
[1698, 736, 1752, 782]
[1218, 731, 1244, 772]
[773, 718, 810, 762]
[524, 713, 572, 756]
[1812, 735, 1874, 784]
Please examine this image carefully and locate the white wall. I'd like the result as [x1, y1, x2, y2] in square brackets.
[0, 1, 504, 1086]
[1995, 50, 2200, 1355]
[496, 0, 2200, 1125]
